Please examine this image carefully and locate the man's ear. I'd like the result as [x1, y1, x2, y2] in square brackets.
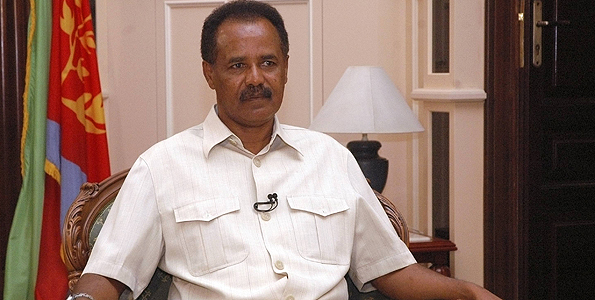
[283, 55, 289, 84]
[202, 61, 216, 90]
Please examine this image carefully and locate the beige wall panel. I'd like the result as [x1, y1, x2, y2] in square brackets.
[100, 0, 159, 173]
[102, 0, 312, 172]
[160, 1, 311, 138]
[320, 0, 413, 220]
[271, 3, 311, 128]
[98, 0, 487, 286]
[162, 3, 219, 137]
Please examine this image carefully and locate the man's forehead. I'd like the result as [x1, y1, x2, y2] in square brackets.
[216, 18, 279, 41]
[213, 18, 284, 60]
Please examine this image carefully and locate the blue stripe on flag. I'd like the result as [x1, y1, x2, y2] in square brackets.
[60, 158, 86, 228]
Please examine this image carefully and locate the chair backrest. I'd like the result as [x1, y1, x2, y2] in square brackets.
[62, 169, 128, 291]
[62, 169, 409, 298]
[375, 190, 409, 247]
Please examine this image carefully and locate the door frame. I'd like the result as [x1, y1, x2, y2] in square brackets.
[484, 0, 529, 298]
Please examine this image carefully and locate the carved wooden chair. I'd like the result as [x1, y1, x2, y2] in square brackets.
[62, 169, 409, 300]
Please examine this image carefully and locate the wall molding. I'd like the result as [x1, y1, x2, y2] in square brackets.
[411, 88, 487, 102]
[163, 0, 313, 137]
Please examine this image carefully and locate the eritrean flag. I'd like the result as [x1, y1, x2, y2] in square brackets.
[4, 0, 110, 299]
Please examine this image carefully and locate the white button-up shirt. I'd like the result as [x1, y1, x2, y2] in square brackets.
[84, 107, 416, 299]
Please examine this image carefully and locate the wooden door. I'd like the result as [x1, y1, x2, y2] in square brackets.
[485, 0, 595, 298]
[526, 0, 595, 298]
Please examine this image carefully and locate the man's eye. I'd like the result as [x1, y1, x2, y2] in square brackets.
[231, 63, 244, 69]
[262, 61, 276, 67]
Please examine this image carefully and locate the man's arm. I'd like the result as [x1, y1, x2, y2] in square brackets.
[70, 273, 127, 300]
[372, 263, 501, 300]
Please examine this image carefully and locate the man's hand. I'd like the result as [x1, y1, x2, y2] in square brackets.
[371, 263, 502, 300]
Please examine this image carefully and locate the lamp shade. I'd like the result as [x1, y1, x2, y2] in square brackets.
[309, 66, 424, 134]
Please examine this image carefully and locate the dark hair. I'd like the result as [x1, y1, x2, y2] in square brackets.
[201, 0, 289, 64]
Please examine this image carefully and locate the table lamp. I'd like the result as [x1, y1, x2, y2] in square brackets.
[309, 66, 424, 192]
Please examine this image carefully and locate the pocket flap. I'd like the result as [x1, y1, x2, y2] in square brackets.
[174, 197, 240, 222]
[287, 196, 349, 217]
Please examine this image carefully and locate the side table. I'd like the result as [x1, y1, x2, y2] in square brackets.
[409, 236, 457, 277]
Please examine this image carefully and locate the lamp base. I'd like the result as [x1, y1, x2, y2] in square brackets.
[346, 140, 388, 193]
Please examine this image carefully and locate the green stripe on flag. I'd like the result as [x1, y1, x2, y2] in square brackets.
[3, 0, 52, 299]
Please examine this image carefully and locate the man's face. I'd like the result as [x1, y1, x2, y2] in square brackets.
[203, 17, 289, 131]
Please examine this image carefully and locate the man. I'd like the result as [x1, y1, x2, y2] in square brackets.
[70, 1, 501, 299]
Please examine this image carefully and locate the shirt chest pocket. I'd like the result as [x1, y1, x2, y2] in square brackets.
[287, 196, 351, 265]
[174, 197, 248, 276]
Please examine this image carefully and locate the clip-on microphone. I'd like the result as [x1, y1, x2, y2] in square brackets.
[254, 193, 278, 212]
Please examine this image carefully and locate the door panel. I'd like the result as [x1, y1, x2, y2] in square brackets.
[156, 0, 312, 138]
[528, 0, 595, 299]
[103, 0, 314, 171]
[163, 4, 215, 137]
[547, 0, 595, 93]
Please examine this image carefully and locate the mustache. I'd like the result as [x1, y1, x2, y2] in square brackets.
[240, 85, 273, 101]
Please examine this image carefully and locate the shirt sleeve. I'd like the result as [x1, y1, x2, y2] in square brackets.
[345, 152, 417, 292]
[83, 157, 164, 298]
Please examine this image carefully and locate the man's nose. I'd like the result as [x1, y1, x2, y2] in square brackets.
[245, 65, 265, 86]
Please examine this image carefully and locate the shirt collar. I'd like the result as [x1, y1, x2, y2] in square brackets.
[202, 105, 303, 158]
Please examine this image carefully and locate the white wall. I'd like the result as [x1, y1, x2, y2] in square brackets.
[96, 0, 486, 286]
[411, 0, 486, 285]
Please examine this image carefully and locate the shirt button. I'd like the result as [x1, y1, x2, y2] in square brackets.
[229, 139, 238, 146]
[261, 212, 271, 221]
[253, 158, 261, 167]
[285, 296, 295, 300]
[274, 260, 284, 270]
